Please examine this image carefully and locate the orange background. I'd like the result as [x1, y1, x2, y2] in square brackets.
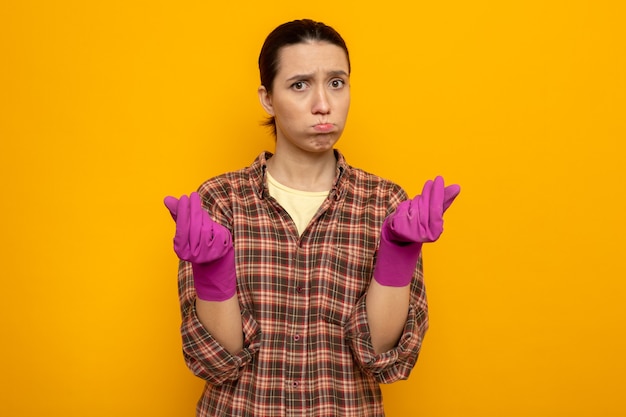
[1, 1, 625, 416]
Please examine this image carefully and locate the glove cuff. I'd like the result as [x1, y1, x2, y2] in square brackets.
[373, 225, 422, 287]
[191, 245, 237, 301]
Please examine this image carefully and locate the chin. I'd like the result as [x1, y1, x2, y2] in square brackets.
[309, 135, 340, 150]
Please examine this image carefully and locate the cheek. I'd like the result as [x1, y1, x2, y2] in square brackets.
[274, 105, 294, 122]
[338, 97, 351, 118]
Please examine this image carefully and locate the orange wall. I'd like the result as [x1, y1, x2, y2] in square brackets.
[1, 1, 625, 416]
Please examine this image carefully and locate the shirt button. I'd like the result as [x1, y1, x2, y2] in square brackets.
[296, 286, 303, 293]
[293, 334, 301, 342]
[292, 381, 299, 388]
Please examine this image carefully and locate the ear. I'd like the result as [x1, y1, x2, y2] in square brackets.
[258, 85, 274, 116]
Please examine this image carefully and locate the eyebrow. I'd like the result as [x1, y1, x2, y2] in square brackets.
[285, 70, 349, 83]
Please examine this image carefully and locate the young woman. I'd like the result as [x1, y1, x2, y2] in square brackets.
[164, 19, 460, 417]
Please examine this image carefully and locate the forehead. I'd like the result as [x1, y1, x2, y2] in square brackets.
[275, 41, 350, 77]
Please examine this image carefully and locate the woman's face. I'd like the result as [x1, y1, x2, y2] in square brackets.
[258, 41, 350, 156]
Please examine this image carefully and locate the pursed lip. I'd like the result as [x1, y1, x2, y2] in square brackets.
[312, 123, 335, 133]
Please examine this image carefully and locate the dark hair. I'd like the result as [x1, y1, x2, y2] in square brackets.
[258, 19, 351, 136]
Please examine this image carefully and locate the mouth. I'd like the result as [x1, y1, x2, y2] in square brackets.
[313, 123, 335, 133]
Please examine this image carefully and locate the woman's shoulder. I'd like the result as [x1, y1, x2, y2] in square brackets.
[197, 152, 267, 200]
[345, 163, 406, 198]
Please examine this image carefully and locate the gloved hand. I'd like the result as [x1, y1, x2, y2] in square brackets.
[373, 176, 460, 287]
[164, 192, 236, 301]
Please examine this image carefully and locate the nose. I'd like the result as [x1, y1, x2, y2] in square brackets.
[311, 86, 330, 115]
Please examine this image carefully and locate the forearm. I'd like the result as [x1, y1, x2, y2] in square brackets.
[196, 295, 244, 354]
[366, 177, 459, 355]
[366, 279, 411, 354]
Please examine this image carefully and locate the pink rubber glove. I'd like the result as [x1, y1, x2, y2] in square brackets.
[373, 176, 460, 287]
[164, 192, 236, 301]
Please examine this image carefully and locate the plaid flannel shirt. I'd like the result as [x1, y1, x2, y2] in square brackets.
[178, 151, 428, 417]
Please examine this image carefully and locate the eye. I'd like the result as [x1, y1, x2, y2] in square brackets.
[330, 79, 345, 89]
[291, 81, 307, 91]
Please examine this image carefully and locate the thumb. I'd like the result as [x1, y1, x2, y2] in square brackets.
[163, 196, 180, 221]
[442, 184, 461, 213]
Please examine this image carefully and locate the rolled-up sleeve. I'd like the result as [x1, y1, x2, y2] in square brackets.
[345, 258, 428, 384]
[178, 261, 262, 385]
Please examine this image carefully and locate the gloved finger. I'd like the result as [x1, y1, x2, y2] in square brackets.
[388, 199, 411, 241]
[198, 200, 223, 262]
[428, 176, 445, 239]
[208, 221, 232, 260]
[173, 194, 191, 258]
[188, 192, 205, 258]
[417, 180, 433, 240]
[164, 196, 179, 221]
[443, 184, 461, 213]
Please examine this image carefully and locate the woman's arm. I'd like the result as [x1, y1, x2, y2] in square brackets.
[366, 280, 411, 354]
[196, 296, 244, 354]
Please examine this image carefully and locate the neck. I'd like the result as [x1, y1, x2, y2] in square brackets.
[266, 149, 336, 192]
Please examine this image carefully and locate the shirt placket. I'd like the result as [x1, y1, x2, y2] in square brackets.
[284, 232, 312, 417]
